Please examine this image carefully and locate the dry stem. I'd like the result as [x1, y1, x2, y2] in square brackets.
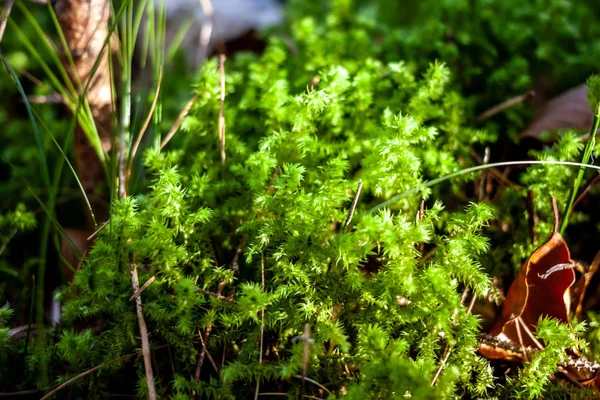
[431, 291, 477, 387]
[40, 353, 135, 400]
[129, 261, 157, 400]
[198, 328, 219, 374]
[343, 180, 363, 230]
[194, 241, 244, 380]
[254, 252, 266, 400]
[0, 0, 15, 43]
[475, 90, 535, 122]
[160, 93, 200, 150]
[219, 53, 226, 165]
[129, 276, 156, 302]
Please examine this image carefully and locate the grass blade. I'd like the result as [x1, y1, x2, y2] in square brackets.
[369, 160, 600, 214]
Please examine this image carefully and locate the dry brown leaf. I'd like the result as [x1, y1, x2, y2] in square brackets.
[519, 85, 594, 140]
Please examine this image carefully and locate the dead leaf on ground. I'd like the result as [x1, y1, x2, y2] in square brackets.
[519, 85, 594, 140]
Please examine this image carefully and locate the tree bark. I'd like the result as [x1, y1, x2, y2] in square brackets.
[54, 0, 115, 223]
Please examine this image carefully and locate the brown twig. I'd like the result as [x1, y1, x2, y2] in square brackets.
[467, 291, 477, 315]
[25, 94, 64, 104]
[293, 375, 331, 395]
[431, 291, 477, 387]
[475, 90, 535, 122]
[129, 260, 157, 400]
[575, 250, 600, 320]
[0, 0, 14, 43]
[87, 219, 111, 241]
[258, 394, 324, 400]
[197, 287, 235, 303]
[218, 54, 226, 165]
[198, 328, 219, 374]
[160, 93, 200, 150]
[255, 252, 266, 400]
[299, 325, 311, 400]
[516, 316, 545, 351]
[194, 241, 244, 380]
[0, 228, 17, 257]
[469, 149, 522, 190]
[416, 199, 425, 254]
[430, 345, 452, 387]
[551, 196, 560, 235]
[0, 388, 44, 397]
[39, 344, 169, 400]
[571, 172, 600, 212]
[514, 316, 529, 362]
[167, 344, 176, 378]
[478, 147, 490, 202]
[40, 353, 135, 400]
[129, 276, 156, 302]
[343, 180, 363, 230]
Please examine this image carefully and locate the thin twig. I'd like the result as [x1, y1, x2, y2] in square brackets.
[430, 346, 452, 387]
[0, 228, 17, 257]
[160, 93, 199, 150]
[0, 0, 14, 43]
[15, 67, 49, 89]
[255, 252, 266, 400]
[0, 388, 44, 397]
[198, 328, 220, 374]
[258, 394, 324, 400]
[197, 0, 214, 65]
[416, 199, 425, 223]
[575, 250, 600, 320]
[218, 54, 226, 165]
[129, 276, 156, 302]
[469, 150, 522, 190]
[197, 287, 235, 303]
[167, 344, 176, 378]
[478, 147, 490, 202]
[39, 344, 169, 400]
[293, 375, 331, 395]
[87, 219, 111, 241]
[416, 199, 425, 254]
[40, 353, 135, 400]
[130, 66, 163, 165]
[194, 241, 243, 380]
[514, 317, 529, 362]
[431, 291, 477, 386]
[475, 90, 535, 122]
[466, 291, 477, 315]
[571, 172, 600, 212]
[25, 94, 64, 104]
[516, 316, 545, 351]
[230, 240, 245, 272]
[551, 196, 560, 235]
[343, 180, 363, 230]
[129, 261, 157, 400]
[300, 325, 310, 400]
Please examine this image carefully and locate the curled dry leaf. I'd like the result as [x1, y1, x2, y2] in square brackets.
[478, 210, 575, 359]
[519, 85, 594, 140]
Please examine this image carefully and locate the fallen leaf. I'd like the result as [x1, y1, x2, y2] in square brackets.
[478, 198, 575, 358]
[519, 85, 594, 140]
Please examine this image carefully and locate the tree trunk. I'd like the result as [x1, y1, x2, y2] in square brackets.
[54, 0, 115, 223]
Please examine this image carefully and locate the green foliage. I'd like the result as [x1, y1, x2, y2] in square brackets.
[1, 0, 600, 398]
